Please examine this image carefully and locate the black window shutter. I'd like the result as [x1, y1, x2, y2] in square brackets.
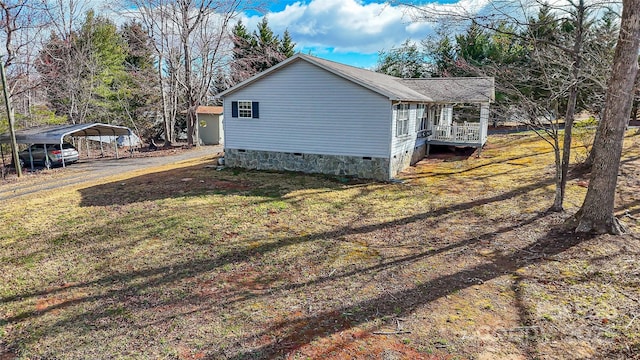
[252, 102, 259, 118]
[231, 101, 238, 117]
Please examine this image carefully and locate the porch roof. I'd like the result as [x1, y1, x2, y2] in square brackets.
[399, 77, 495, 103]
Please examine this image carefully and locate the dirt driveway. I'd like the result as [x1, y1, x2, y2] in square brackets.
[0, 145, 222, 202]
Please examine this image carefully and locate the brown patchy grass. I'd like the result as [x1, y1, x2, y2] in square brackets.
[1, 131, 639, 359]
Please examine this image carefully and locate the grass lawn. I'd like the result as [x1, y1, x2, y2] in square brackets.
[1, 131, 639, 359]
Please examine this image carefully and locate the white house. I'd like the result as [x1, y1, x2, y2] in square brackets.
[218, 54, 494, 180]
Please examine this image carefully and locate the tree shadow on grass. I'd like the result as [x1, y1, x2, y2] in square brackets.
[77, 162, 364, 207]
[402, 148, 556, 182]
[216, 228, 588, 359]
[3, 172, 560, 309]
[1, 210, 565, 358]
[1, 176, 564, 357]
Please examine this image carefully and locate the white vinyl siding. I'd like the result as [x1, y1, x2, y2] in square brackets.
[223, 60, 391, 158]
[390, 102, 430, 176]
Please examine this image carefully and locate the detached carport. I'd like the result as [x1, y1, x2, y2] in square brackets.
[0, 123, 134, 170]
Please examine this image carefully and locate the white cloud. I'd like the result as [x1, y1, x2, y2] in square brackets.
[241, 0, 492, 56]
[241, 0, 416, 54]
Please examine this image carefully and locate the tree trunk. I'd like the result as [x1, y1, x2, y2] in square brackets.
[558, 0, 585, 211]
[158, 54, 172, 147]
[180, 1, 198, 148]
[632, 87, 639, 121]
[559, 83, 577, 210]
[551, 137, 563, 211]
[571, 0, 640, 234]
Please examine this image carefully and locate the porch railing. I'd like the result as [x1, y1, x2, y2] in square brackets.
[430, 123, 482, 143]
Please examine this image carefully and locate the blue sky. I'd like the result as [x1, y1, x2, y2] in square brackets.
[240, 0, 489, 69]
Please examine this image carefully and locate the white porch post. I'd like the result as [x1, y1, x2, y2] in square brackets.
[480, 103, 490, 144]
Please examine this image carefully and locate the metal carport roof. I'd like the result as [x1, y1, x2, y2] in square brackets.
[0, 123, 132, 144]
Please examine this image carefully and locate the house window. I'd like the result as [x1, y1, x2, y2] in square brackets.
[231, 101, 260, 118]
[416, 104, 428, 136]
[238, 101, 252, 118]
[439, 104, 453, 125]
[395, 104, 409, 137]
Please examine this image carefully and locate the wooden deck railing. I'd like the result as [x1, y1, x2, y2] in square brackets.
[431, 123, 482, 143]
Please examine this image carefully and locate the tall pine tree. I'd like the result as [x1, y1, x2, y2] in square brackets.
[119, 21, 160, 139]
[230, 18, 296, 84]
[38, 11, 128, 124]
[279, 30, 295, 58]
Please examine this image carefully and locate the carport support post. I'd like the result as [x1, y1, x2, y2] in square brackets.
[60, 139, 66, 168]
[27, 146, 34, 171]
[43, 144, 50, 169]
[0, 56, 21, 177]
[113, 130, 119, 159]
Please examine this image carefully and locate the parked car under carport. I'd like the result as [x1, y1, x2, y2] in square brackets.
[0, 123, 136, 171]
[18, 143, 80, 169]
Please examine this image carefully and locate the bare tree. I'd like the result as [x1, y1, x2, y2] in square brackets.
[570, 0, 640, 234]
[0, 0, 50, 118]
[172, 0, 240, 146]
[43, 0, 88, 43]
[123, 0, 242, 146]
[36, 0, 91, 124]
[123, 0, 179, 146]
[0, 0, 51, 176]
[405, 0, 617, 211]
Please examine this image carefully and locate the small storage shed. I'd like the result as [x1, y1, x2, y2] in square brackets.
[218, 54, 494, 180]
[196, 106, 223, 145]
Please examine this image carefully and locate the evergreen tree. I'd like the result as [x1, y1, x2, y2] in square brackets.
[77, 10, 128, 117]
[254, 17, 282, 73]
[212, 68, 230, 104]
[119, 21, 160, 139]
[376, 39, 428, 78]
[455, 23, 492, 68]
[230, 20, 256, 83]
[230, 18, 296, 84]
[38, 11, 130, 125]
[279, 30, 295, 58]
[121, 21, 154, 71]
[427, 29, 458, 77]
[231, 20, 255, 60]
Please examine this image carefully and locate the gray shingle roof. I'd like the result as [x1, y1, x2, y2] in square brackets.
[301, 55, 431, 102]
[399, 77, 495, 103]
[219, 53, 494, 103]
